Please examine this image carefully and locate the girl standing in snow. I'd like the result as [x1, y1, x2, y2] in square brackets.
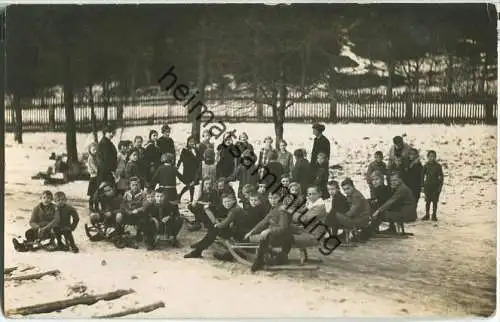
[87, 143, 99, 210]
[216, 132, 237, 179]
[143, 130, 162, 183]
[177, 136, 201, 203]
[277, 139, 294, 176]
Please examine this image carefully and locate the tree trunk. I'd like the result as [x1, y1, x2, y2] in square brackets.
[13, 94, 22, 143]
[6, 289, 135, 316]
[63, 40, 79, 178]
[130, 57, 137, 105]
[446, 54, 454, 94]
[273, 82, 288, 149]
[117, 78, 125, 131]
[387, 60, 394, 98]
[102, 80, 109, 127]
[484, 102, 494, 125]
[190, 18, 208, 142]
[405, 95, 413, 123]
[328, 69, 337, 122]
[252, 32, 263, 121]
[479, 51, 489, 95]
[253, 81, 263, 121]
[88, 84, 98, 143]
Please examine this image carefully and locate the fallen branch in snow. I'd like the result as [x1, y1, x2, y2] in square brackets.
[94, 301, 165, 318]
[4, 267, 18, 274]
[4, 269, 60, 282]
[20, 266, 36, 272]
[6, 289, 135, 316]
[4, 266, 36, 275]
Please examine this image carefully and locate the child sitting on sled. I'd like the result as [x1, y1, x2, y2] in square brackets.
[142, 188, 184, 250]
[12, 190, 61, 252]
[53, 191, 80, 253]
[89, 182, 126, 231]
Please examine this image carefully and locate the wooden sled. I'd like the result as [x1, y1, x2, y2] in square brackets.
[84, 223, 138, 249]
[372, 222, 414, 239]
[216, 237, 321, 271]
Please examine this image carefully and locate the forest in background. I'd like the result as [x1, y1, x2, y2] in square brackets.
[3, 4, 497, 173]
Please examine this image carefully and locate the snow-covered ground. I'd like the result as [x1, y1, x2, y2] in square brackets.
[4, 123, 497, 318]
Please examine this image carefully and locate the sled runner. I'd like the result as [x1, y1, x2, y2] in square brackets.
[372, 222, 414, 239]
[216, 235, 322, 271]
[84, 223, 138, 249]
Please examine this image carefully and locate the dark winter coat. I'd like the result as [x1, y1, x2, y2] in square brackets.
[216, 143, 237, 178]
[291, 158, 311, 193]
[30, 203, 59, 230]
[313, 162, 329, 199]
[93, 193, 124, 214]
[423, 161, 444, 192]
[177, 147, 201, 184]
[198, 141, 214, 161]
[310, 135, 330, 170]
[404, 161, 424, 194]
[378, 183, 417, 222]
[261, 161, 284, 193]
[151, 164, 179, 202]
[56, 204, 79, 230]
[143, 143, 162, 175]
[227, 163, 260, 198]
[97, 136, 118, 181]
[157, 136, 176, 161]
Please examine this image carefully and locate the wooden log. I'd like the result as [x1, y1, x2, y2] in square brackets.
[6, 289, 135, 316]
[94, 301, 165, 318]
[4, 267, 18, 274]
[20, 266, 36, 272]
[5, 266, 36, 274]
[5, 270, 60, 282]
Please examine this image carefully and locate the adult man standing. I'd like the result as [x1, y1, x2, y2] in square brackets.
[310, 123, 330, 175]
[97, 125, 118, 186]
[388, 135, 411, 169]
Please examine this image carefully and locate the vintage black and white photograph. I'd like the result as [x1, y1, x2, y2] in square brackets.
[2, 3, 497, 318]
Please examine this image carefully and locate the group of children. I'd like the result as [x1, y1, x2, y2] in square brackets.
[12, 190, 80, 253]
[13, 126, 444, 270]
[365, 136, 444, 221]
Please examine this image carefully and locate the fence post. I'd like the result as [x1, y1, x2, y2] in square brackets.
[484, 100, 494, 125]
[329, 98, 337, 122]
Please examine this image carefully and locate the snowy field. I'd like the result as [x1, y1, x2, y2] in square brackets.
[5, 101, 495, 125]
[3, 123, 497, 318]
